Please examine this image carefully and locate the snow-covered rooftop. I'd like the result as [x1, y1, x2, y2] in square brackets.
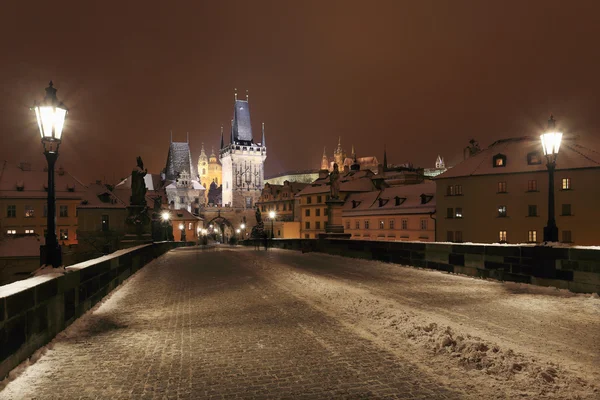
[343, 181, 436, 216]
[78, 182, 127, 209]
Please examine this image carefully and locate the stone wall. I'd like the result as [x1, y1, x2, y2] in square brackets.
[244, 239, 600, 294]
[0, 241, 187, 379]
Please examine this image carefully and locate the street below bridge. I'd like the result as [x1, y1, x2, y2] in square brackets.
[1, 247, 598, 399]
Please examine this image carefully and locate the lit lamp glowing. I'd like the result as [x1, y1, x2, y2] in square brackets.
[32, 82, 68, 268]
[161, 211, 171, 241]
[540, 115, 562, 242]
[179, 223, 186, 242]
[269, 211, 276, 239]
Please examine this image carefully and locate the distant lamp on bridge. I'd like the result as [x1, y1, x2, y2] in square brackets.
[179, 223, 186, 242]
[268, 211, 276, 239]
[540, 116, 562, 242]
[32, 81, 68, 268]
[240, 223, 246, 239]
[161, 211, 171, 241]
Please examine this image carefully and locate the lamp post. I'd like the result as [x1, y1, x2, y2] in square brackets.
[161, 211, 170, 241]
[236, 228, 241, 241]
[33, 82, 68, 268]
[269, 211, 276, 239]
[179, 223, 186, 242]
[540, 115, 562, 242]
[240, 223, 246, 239]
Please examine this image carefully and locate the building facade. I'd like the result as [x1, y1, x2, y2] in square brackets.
[197, 143, 222, 202]
[0, 161, 85, 246]
[256, 181, 309, 222]
[436, 136, 600, 245]
[342, 181, 436, 241]
[320, 138, 380, 174]
[220, 97, 266, 208]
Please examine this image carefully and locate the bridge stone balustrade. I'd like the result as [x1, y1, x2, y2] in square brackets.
[0, 241, 189, 379]
[244, 239, 600, 294]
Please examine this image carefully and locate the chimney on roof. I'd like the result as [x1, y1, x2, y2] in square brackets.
[19, 162, 31, 171]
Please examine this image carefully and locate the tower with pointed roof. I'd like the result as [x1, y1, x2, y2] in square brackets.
[333, 137, 346, 168]
[320, 147, 329, 170]
[219, 91, 267, 208]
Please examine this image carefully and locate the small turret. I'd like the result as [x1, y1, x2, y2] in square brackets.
[261, 122, 266, 147]
[320, 147, 329, 170]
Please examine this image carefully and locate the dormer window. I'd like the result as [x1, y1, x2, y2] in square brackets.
[351, 200, 361, 208]
[527, 151, 542, 165]
[378, 198, 389, 207]
[493, 154, 506, 167]
[394, 196, 406, 206]
[420, 194, 433, 204]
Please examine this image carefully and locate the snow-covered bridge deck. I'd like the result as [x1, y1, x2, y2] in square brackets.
[1, 247, 598, 399]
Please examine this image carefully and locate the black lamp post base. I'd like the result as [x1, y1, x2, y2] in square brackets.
[40, 243, 62, 268]
[543, 225, 559, 243]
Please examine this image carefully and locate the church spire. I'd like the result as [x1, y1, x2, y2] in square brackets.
[246, 89, 249, 102]
[234, 88, 238, 101]
[261, 122, 266, 147]
[351, 144, 355, 158]
[321, 147, 329, 170]
[220, 126, 224, 150]
[230, 118, 234, 144]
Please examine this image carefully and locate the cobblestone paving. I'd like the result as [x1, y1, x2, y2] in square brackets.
[1, 248, 458, 399]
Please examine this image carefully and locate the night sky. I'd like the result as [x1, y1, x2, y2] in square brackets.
[1, 1, 599, 183]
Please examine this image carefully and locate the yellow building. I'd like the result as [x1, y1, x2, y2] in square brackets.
[168, 208, 203, 242]
[0, 161, 84, 246]
[342, 181, 436, 241]
[436, 136, 600, 245]
[197, 144, 222, 203]
[296, 168, 379, 239]
[256, 181, 308, 222]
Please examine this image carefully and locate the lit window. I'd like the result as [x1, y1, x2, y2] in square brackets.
[389, 220, 395, 229]
[7, 229, 16, 235]
[6, 205, 16, 218]
[562, 178, 571, 190]
[528, 230, 537, 243]
[498, 206, 507, 217]
[528, 205, 537, 217]
[364, 220, 370, 229]
[420, 219, 428, 230]
[493, 154, 506, 167]
[455, 208, 463, 218]
[497, 182, 507, 193]
[379, 220, 384, 229]
[499, 231, 507, 242]
[59, 205, 68, 217]
[527, 180, 538, 192]
[561, 204, 572, 216]
[24, 205, 35, 218]
[188, 223, 192, 230]
[562, 230, 572, 243]
[455, 185, 462, 195]
[527, 152, 542, 165]
[446, 185, 454, 196]
[401, 219, 408, 230]
[60, 229, 69, 240]
[25, 229, 35, 234]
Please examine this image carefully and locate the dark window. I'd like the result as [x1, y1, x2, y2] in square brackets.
[379, 220, 384, 229]
[497, 182, 507, 193]
[102, 215, 109, 231]
[355, 220, 360, 229]
[179, 196, 185, 203]
[364, 220, 370, 229]
[316, 208, 320, 217]
[420, 219, 428, 230]
[446, 231, 454, 242]
[283, 203, 287, 211]
[317, 195, 322, 203]
[315, 221, 321, 229]
[304, 234, 310, 239]
[401, 219, 408, 230]
[493, 154, 507, 167]
[562, 230, 572, 243]
[345, 221, 350, 229]
[455, 208, 463, 218]
[6, 205, 16, 218]
[527, 180, 538, 191]
[305, 209, 310, 217]
[324, 208, 328, 216]
[498, 206, 507, 217]
[389, 220, 395, 229]
[446, 208, 454, 218]
[307, 196, 312, 204]
[305, 221, 310, 229]
[446, 185, 454, 196]
[59, 205, 68, 217]
[395, 197, 406, 206]
[561, 204, 572, 216]
[455, 231, 463, 242]
[527, 152, 542, 165]
[528, 205, 538, 217]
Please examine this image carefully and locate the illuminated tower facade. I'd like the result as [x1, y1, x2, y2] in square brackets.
[219, 92, 267, 208]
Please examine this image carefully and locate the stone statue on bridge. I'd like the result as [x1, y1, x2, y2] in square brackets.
[330, 163, 340, 200]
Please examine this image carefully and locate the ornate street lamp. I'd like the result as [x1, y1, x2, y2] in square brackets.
[32, 82, 68, 268]
[540, 115, 562, 242]
[240, 223, 246, 239]
[161, 211, 170, 241]
[179, 223, 186, 242]
[269, 211, 276, 239]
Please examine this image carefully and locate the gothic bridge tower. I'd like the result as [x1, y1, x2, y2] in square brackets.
[219, 90, 267, 208]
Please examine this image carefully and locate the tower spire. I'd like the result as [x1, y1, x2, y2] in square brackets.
[170, 130, 173, 143]
[234, 88, 238, 101]
[261, 122, 266, 147]
[321, 147, 329, 170]
[231, 118, 234, 144]
[220, 126, 224, 150]
[186, 132, 189, 143]
[246, 89, 249, 102]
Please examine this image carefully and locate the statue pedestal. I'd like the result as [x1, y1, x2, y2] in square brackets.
[319, 199, 351, 240]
